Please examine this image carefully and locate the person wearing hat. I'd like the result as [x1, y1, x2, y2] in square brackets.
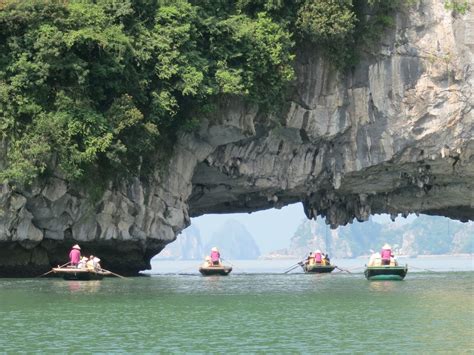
[380, 244, 393, 265]
[210, 247, 221, 266]
[69, 244, 81, 267]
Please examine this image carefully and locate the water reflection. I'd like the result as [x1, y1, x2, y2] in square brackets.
[202, 275, 225, 292]
[368, 280, 398, 293]
[66, 280, 102, 293]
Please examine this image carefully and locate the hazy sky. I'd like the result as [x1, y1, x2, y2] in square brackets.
[189, 203, 417, 254]
[191, 203, 306, 254]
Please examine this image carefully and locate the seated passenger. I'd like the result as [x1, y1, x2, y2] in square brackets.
[323, 253, 330, 266]
[306, 252, 314, 265]
[86, 255, 101, 271]
[202, 256, 212, 268]
[368, 252, 382, 267]
[78, 256, 88, 269]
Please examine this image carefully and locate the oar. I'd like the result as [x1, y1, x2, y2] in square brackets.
[100, 268, 130, 280]
[335, 266, 352, 274]
[176, 264, 201, 274]
[37, 262, 70, 277]
[284, 261, 304, 274]
[409, 265, 437, 273]
[283, 262, 301, 272]
[220, 258, 242, 271]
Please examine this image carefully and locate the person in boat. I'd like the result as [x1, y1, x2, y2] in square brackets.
[305, 252, 314, 266]
[86, 255, 101, 271]
[368, 252, 381, 267]
[381, 244, 393, 265]
[314, 250, 323, 264]
[69, 244, 81, 267]
[322, 253, 330, 266]
[210, 247, 221, 266]
[78, 256, 88, 269]
[201, 256, 212, 268]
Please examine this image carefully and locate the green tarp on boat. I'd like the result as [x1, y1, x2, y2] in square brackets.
[364, 265, 408, 280]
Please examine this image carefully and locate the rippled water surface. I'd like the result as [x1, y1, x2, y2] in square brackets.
[1, 258, 473, 353]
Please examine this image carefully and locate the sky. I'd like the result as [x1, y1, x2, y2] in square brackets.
[189, 203, 417, 254]
[191, 203, 306, 254]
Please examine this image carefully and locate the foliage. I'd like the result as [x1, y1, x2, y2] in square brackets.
[0, 0, 402, 187]
[444, 0, 469, 15]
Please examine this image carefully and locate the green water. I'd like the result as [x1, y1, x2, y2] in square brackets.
[1, 272, 473, 353]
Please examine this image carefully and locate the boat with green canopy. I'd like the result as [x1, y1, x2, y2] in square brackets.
[302, 263, 336, 273]
[364, 265, 408, 280]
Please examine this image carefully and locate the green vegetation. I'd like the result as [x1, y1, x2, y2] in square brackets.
[444, 0, 469, 15]
[0, 0, 403, 187]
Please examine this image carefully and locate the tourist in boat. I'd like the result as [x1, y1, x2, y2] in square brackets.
[69, 244, 81, 267]
[322, 253, 330, 266]
[86, 255, 101, 271]
[304, 252, 314, 266]
[381, 244, 393, 265]
[368, 252, 381, 267]
[77, 256, 88, 269]
[210, 247, 221, 266]
[314, 250, 323, 264]
[201, 256, 212, 268]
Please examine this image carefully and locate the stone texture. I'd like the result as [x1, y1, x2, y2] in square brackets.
[0, 0, 472, 276]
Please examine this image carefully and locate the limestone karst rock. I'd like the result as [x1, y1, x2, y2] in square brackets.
[0, 1, 473, 276]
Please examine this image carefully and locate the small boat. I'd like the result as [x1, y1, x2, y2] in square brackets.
[302, 263, 336, 273]
[364, 265, 408, 280]
[52, 267, 112, 281]
[199, 265, 232, 276]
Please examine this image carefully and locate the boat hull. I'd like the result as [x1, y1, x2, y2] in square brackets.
[364, 266, 408, 280]
[52, 268, 110, 281]
[303, 264, 336, 273]
[199, 266, 232, 276]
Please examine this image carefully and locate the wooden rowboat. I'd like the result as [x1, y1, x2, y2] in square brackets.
[52, 267, 112, 281]
[302, 263, 336, 274]
[364, 265, 408, 280]
[199, 265, 232, 276]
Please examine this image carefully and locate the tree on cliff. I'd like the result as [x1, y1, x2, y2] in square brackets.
[0, 0, 400, 187]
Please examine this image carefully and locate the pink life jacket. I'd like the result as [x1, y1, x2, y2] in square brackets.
[314, 253, 322, 263]
[210, 251, 220, 262]
[381, 249, 392, 260]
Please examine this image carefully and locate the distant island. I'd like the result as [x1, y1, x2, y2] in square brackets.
[156, 219, 260, 260]
[158, 215, 472, 261]
[263, 215, 474, 259]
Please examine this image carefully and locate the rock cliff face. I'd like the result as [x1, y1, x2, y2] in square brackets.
[0, 1, 473, 276]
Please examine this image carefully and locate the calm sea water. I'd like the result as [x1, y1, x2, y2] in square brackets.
[0, 257, 472, 353]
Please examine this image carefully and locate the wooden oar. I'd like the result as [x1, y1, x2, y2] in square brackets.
[220, 258, 240, 270]
[335, 266, 352, 274]
[176, 264, 201, 274]
[283, 262, 300, 272]
[99, 268, 130, 280]
[408, 265, 436, 273]
[37, 262, 70, 277]
[284, 262, 304, 274]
